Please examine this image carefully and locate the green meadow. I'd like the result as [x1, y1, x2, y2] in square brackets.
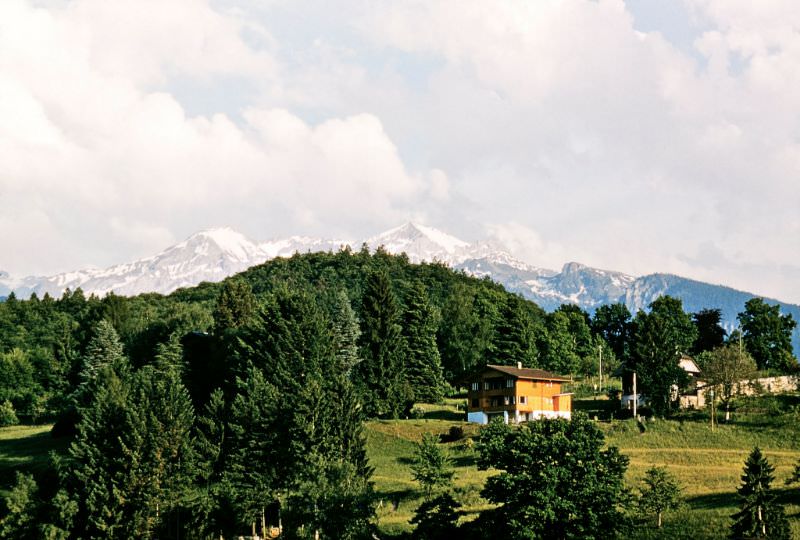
[1, 393, 799, 538]
[366, 393, 800, 538]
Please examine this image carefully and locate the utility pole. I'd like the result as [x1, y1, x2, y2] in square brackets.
[632, 371, 637, 418]
[598, 345, 603, 395]
[710, 388, 715, 432]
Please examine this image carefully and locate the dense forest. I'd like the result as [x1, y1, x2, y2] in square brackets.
[0, 247, 796, 538]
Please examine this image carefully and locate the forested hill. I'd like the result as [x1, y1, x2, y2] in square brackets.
[1, 246, 796, 426]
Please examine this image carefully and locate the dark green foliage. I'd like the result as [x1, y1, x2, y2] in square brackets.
[489, 295, 540, 368]
[591, 303, 632, 364]
[638, 466, 682, 528]
[476, 414, 630, 540]
[225, 368, 283, 529]
[331, 290, 361, 374]
[403, 282, 447, 403]
[411, 433, 454, 499]
[410, 493, 461, 540]
[228, 287, 374, 537]
[0, 473, 39, 539]
[437, 284, 497, 380]
[692, 308, 727, 354]
[0, 400, 18, 427]
[212, 278, 256, 336]
[730, 447, 790, 539]
[188, 388, 236, 538]
[631, 296, 696, 415]
[738, 298, 797, 372]
[356, 270, 411, 418]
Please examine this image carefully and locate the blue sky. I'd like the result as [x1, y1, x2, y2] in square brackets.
[1, 0, 799, 303]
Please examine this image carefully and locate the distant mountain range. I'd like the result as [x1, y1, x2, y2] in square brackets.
[2, 222, 798, 354]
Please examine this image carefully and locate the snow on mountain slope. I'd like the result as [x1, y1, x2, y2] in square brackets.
[2, 222, 799, 356]
[366, 222, 470, 264]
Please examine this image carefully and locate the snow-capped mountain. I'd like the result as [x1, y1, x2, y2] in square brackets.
[0, 228, 343, 298]
[1, 222, 798, 353]
[365, 222, 471, 265]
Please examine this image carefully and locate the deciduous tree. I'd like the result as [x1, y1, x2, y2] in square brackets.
[638, 466, 682, 528]
[475, 414, 630, 539]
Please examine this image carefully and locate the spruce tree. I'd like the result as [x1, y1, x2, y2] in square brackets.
[64, 364, 131, 538]
[213, 278, 256, 336]
[119, 367, 196, 538]
[489, 295, 538, 368]
[190, 389, 236, 539]
[411, 433, 454, 499]
[356, 270, 410, 418]
[72, 319, 129, 411]
[402, 282, 447, 404]
[331, 290, 361, 374]
[730, 447, 790, 539]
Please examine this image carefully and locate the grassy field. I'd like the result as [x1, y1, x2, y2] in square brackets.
[366, 393, 800, 538]
[0, 424, 69, 499]
[1, 394, 798, 538]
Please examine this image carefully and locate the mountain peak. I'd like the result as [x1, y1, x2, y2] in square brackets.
[561, 261, 587, 273]
[369, 222, 469, 256]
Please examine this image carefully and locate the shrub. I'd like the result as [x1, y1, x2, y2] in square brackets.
[410, 407, 426, 419]
[0, 400, 19, 427]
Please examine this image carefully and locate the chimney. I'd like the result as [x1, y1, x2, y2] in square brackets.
[517, 362, 522, 370]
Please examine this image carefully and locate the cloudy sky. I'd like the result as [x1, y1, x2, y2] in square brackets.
[1, 0, 799, 303]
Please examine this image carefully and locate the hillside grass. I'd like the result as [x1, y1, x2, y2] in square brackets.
[367, 393, 800, 538]
[0, 424, 68, 499]
[2, 394, 799, 538]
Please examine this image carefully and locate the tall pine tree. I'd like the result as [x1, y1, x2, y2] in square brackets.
[402, 282, 447, 404]
[730, 447, 790, 539]
[356, 270, 411, 418]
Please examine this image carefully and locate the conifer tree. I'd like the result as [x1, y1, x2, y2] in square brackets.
[489, 295, 538, 368]
[0, 473, 39, 539]
[411, 433, 454, 500]
[213, 278, 256, 336]
[356, 270, 410, 418]
[225, 367, 283, 533]
[730, 447, 790, 539]
[119, 367, 196, 538]
[65, 364, 131, 538]
[331, 290, 361, 374]
[402, 282, 447, 403]
[72, 319, 128, 409]
[190, 389, 236, 539]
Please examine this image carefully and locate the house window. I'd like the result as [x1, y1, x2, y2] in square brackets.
[520, 396, 527, 404]
[484, 381, 490, 390]
[471, 382, 479, 391]
[506, 378, 514, 388]
[472, 398, 479, 408]
[503, 396, 516, 406]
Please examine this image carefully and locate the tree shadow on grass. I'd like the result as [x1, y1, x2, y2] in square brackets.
[451, 455, 478, 468]
[686, 491, 737, 511]
[686, 486, 800, 514]
[422, 410, 464, 421]
[0, 428, 68, 489]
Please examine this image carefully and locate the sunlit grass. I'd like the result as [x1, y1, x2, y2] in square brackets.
[368, 393, 800, 537]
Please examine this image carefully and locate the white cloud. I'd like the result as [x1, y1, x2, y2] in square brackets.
[1, 0, 799, 303]
[0, 0, 437, 275]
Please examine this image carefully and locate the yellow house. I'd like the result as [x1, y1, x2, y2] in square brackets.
[464, 363, 572, 424]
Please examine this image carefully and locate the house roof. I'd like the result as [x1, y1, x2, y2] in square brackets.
[482, 364, 571, 382]
[678, 355, 701, 375]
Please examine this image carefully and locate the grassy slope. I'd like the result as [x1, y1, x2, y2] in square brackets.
[366, 394, 800, 538]
[1, 394, 798, 538]
[0, 424, 68, 499]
